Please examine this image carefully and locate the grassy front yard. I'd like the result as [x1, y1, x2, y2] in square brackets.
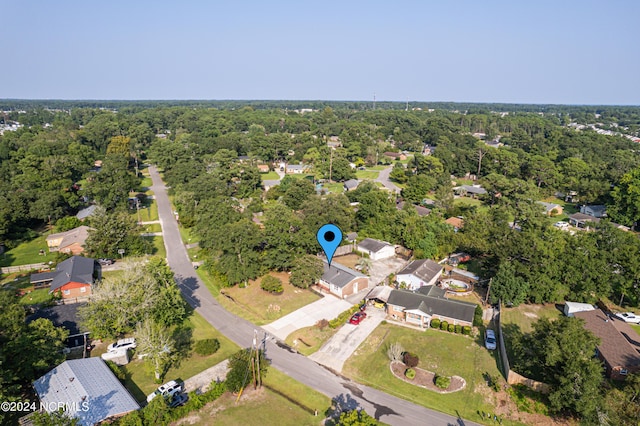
[500, 304, 562, 334]
[260, 171, 280, 180]
[105, 311, 239, 403]
[216, 272, 320, 326]
[355, 170, 379, 180]
[186, 369, 331, 426]
[284, 324, 338, 355]
[142, 236, 166, 258]
[342, 323, 515, 424]
[0, 234, 54, 267]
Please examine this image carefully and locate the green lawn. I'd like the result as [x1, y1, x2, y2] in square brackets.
[130, 199, 159, 222]
[116, 311, 240, 403]
[355, 170, 380, 179]
[260, 171, 280, 180]
[369, 165, 387, 171]
[500, 304, 562, 334]
[217, 272, 320, 325]
[189, 369, 331, 426]
[178, 225, 200, 245]
[0, 234, 54, 267]
[453, 197, 483, 208]
[143, 236, 166, 258]
[322, 182, 344, 193]
[141, 223, 162, 233]
[139, 176, 152, 189]
[342, 323, 523, 425]
[630, 324, 640, 338]
[19, 288, 53, 305]
[284, 324, 338, 355]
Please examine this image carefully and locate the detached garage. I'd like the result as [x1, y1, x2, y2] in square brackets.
[356, 238, 395, 261]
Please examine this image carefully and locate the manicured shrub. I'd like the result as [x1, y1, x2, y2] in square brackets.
[329, 305, 361, 329]
[473, 304, 483, 327]
[430, 318, 441, 329]
[403, 352, 419, 368]
[194, 338, 220, 356]
[455, 325, 462, 334]
[440, 321, 449, 331]
[462, 325, 472, 335]
[448, 324, 455, 333]
[405, 368, 416, 379]
[435, 375, 451, 389]
[260, 275, 283, 294]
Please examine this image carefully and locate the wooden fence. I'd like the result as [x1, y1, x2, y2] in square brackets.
[1, 262, 47, 274]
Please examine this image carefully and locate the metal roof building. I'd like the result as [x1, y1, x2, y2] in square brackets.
[33, 358, 139, 425]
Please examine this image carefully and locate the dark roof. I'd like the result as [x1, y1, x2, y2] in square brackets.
[49, 256, 95, 292]
[344, 179, 360, 190]
[397, 259, 443, 283]
[27, 303, 88, 336]
[456, 185, 487, 195]
[383, 151, 403, 158]
[345, 232, 358, 242]
[416, 285, 446, 298]
[575, 309, 640, 371]
[358, 238, 393, 253]
[31, 271, 59, 284]
[569, 213, 601, 222]
[321, 260, 366, 289]
[387, 289, 476, 323]
[396, 201, 431, 216]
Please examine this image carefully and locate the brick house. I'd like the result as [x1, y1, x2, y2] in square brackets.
[46, 225, 92, 255]
[318, 260, 368, 299]
[386, 288, 476, 328]
[574, 309, 640, 380]
[30, 256, 97, 300]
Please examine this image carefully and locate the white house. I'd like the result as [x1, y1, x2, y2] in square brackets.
[395, 259, 443, 290]
[580, 205, 607, 218]
[564, 301, 596, 317]
[356, 238, 395, 261]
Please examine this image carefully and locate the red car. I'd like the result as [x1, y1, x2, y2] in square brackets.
[349, 312, 367, 325]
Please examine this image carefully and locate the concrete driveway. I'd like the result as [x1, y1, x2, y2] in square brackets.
[309, 306, 386, 373]
[369, 257, 408, 286]
[262, 296, 352, 341]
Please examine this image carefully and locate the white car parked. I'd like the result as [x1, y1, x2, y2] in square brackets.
[553, 221, 570, 230]
[614, 312, 640, 324]
[147, 380, 184, 403]
[107, 337, 137, 353]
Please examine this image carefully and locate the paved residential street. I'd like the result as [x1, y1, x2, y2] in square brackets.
[375, 165, 401, 193]
[149, 165, 480, 426]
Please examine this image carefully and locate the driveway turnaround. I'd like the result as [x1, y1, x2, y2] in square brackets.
[310, 307, 386, 373]
[263, 296, 352, 341]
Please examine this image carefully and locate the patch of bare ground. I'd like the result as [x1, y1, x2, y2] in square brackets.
[483, 387, 576, 426]
[390, 361, 465, 393]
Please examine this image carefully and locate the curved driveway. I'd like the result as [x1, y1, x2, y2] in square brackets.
[149, 165, 479, 426]
[376, 165, 401, 193]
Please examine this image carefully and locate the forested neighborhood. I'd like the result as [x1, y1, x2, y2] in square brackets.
[3, 100, 640, 425]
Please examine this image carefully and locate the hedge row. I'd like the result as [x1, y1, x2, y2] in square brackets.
[429, 319, 471, 335]
[329, 304, 362, 329]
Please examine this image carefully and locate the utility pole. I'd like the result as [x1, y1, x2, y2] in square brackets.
[484, 278, 492, 306]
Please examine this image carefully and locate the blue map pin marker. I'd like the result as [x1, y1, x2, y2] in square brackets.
[317, 224, 343, 267]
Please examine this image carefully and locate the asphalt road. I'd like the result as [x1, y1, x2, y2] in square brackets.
[375, 165, 401, 193]
[149, 165, 479, 426]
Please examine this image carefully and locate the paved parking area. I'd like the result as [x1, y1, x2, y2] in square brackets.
[262, 296, 352, 341]
[309, 306, 386, 373]
[369, 257, 408, 285]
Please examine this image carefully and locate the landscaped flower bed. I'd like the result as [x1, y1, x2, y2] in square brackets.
[389, 361, 466, 393]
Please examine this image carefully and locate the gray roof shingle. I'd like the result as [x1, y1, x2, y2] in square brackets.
[397, 259, 443, 283]
[357, 238, 393, 253]
[387, 289, 476, 323]
[321, 260, 365, 289]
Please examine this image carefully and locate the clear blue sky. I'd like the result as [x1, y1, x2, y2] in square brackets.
[2, 0, 639, 104]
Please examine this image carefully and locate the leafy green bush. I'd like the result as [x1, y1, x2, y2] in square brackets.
[448, 324, 455, 333]
[440, 321, 449, 331]
[194, 338, 221, 356]
[435, 375, 451, 389]
[403, 352, 419, 368]
[405, 368, 416, 379]
[260, 275, 283, 293]
[430, 318, 441, 329]
[473, 304, 483, 327]
[462, 325, 472, 335]
[105, 360, 126, 383]
[329, 305, 361, 329]
[455, 325, 462, 334]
